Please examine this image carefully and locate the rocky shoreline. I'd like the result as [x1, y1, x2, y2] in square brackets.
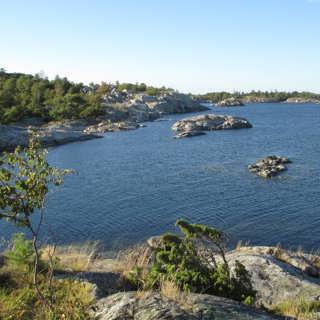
[1, 238, 319, 319]
[0, 93, 208, 152]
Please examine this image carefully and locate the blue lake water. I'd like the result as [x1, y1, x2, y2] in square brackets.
[1, 103, 320, 252]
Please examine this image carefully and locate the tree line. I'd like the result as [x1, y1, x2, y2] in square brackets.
[0, 68, 170, 124]
[199, 90, 320, 103]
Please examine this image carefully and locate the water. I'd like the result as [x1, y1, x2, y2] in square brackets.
[1, 103, 320, 252]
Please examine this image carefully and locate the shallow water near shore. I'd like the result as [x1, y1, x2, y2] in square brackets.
[1, 103, 320, 252]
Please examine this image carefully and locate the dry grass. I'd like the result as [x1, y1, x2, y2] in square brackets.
[160, 280, 182, 300]
[41, 241, 101, 272]
[134, 280, 194, 314]
[112, 243, 154, 279]
[135, 289, 153, 300]
[272, 297, 320, 320]
[159, 279, 194, 313]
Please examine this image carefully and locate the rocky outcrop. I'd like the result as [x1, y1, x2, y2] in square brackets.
[36, 120, 102, 147]
[93, 291, 282, 320]
[148, 93, 209, 114]
[226, 246, 320, 308]
[144, 237, 320, 311]
[84, 121, 141, 134]
[172, 114, 252, 134]
[284, 97, 320, 104]
[127, 102, 160, 122]
[0, 121, 101, 152]
[242, 97, 280, 104]
[217, 98, 244, 107]
[248, 156, 291, 178]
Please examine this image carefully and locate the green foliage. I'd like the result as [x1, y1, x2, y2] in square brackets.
[127, 266, 145, 289]
[142, 220, 256, 303]
[199, 90, 320, 103]
[0, 136, 71, 309]
[4, 233, 35, 272]
[0, 69, 172, 124]
[0, 136, 69, 227]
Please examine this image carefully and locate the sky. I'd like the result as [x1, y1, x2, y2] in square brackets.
[1, 0, 320, 94]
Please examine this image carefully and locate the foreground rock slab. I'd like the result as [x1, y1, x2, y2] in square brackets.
[248, 156, 291, 178]
[94, 291, 282, 320]
[172, 114, 252, 134]
[227, 246, 320, 308]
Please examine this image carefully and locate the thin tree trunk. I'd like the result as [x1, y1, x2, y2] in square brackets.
[29, 204, 51, 309]
[32, 232, 47, 306]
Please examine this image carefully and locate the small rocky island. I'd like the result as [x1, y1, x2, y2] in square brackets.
[217, 97, 244, 107]
[248, 156, 292, 178]
[172, 114, 252, 138]
[284, 97, 320, 104]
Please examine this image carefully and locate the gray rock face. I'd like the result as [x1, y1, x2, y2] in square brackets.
[226, 247, 320, 308]
[94, 292, 282, 320]
[0, 121, 101, 152]
[149, 93, 208, 114]
[172, 114, 252, 133]
[84, 121, 140, 134]
[248, 156, 291, 178]
[127, 102, 160, 122]
[217, 98, 244, 107]
[36, 120, 101, 146]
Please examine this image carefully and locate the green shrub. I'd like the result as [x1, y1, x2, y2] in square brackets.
[4, 233, 35, 272]
[142, 220, 256, 303]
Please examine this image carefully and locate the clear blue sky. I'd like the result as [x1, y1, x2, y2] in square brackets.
[1, 0, 319, 93]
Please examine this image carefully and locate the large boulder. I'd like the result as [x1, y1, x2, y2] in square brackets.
[93, 292, 282, 320]
[226, 247, 320, 308]
[172, 114, 252, 132]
